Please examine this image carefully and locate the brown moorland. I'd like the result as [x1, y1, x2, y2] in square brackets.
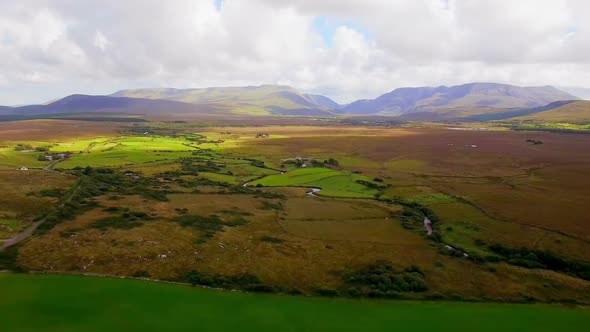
[3, 122, 589, 303]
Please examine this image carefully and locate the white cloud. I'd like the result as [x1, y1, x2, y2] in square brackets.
[0, 0, 589, 105]
[93, 31, 109, 51]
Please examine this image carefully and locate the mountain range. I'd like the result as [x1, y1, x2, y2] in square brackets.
[111, 85, 338, 117]
[0, 82, 586, 122]
[341, 83, 577, 116]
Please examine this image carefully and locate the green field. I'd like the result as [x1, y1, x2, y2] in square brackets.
[0, 147, 47, 169]
[54, 136, 198, 168]
[250, 167, 380, 198]
[0, 273, 588, 332]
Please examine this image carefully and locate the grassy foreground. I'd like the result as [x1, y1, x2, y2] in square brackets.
[1, 273, 589, 331]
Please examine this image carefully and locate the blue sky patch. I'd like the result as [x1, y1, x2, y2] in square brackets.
[214, 0, 223, 11]
[313, 16, 372, 46]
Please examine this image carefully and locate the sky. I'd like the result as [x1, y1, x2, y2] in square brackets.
[0, 0, 589, 105]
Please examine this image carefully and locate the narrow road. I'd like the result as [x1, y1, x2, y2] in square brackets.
[0, 180, 82, 252]
[43, 159, 61, 171]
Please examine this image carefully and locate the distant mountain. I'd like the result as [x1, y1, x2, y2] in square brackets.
[559, 87, 590, 100]
[112, 85, 339, 116]
[1, 83, 580, 122]
[342, 83, 578, 116]
[509, 100, 590, 123]
[0, 94, 223, 120]
[302, 94, 342, 110]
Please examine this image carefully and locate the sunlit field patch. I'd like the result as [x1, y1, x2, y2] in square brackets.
[250, 168, 380, 198]
[51, 136, 199, 168]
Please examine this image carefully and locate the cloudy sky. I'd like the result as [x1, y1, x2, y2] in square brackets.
[0, 0, 589, 105]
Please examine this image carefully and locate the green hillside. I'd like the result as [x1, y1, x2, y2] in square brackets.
[112, 85, 338, 116]
[510, 100, 590, 123]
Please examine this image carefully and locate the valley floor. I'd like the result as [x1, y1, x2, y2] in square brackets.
[0, 120, 589, 305]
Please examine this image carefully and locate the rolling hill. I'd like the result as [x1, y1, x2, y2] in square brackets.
[509, 100, 590, 123]
[111, 85, 339, 116]
[0, 94, 225, 121]
[341, 83, 578, 117]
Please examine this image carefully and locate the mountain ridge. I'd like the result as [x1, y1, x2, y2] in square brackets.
[0, 94, 225, 121]
[0, 83, 582, 122]
[111, 85, 340, 117]
[341, 82, 578, 116]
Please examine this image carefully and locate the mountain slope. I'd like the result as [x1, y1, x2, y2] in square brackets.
[303, 93, 342, 110]
[509, 100, 590, 123]
[0, 94, 224, 120]
[397, 100, 579, 122]
[112, 85, 339, 116]
[342, 83, 578, 116]
[559, 87, 590, 100]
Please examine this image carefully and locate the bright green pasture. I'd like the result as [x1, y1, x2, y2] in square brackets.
[198, 171, 241, 184]
[50, 137, 111, 152]
[0, 147, 46, 168]
[1, 273, 588, 332]
[250, 167, 379, 198]
[509, 122, 590, 131]
[51, 136, 199, 168]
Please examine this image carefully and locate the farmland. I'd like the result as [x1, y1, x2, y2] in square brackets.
[249, 168, 381, 198]
[1, 273, 589, 332]
[1, 119, 589, 308]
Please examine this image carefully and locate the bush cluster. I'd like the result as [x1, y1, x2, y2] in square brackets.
[177, 271, 274, 292]
[180, 158, 224, 174]
[342, 261, 428, 298]
[13, 143, 33, 151]
[36, 167, 171, 234]
[175, 214, 248, 242]
[489, 244, 590, 280]
[88, 210, 154, 231]
[355, 179, 387, 190]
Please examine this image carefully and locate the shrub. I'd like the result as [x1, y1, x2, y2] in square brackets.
[88, 214, 146, 231]
[175, 214, 249, 242]
[177, 271, 271, 292]
[260, 236, 285, 244]
[313, 288, 339, 297]
[342, 261, 428, 298]
[0, 246, 26, 272]
[250, 160, 265, 168]
[489, 243, 590, 280]
[13, 144, 33, 151]
[260, 201, 283, 210]
[355, 180, 386, 190]
[38, 188, 66, 198]
[132, 270, 151, 278]
[324, 158, 339, 166]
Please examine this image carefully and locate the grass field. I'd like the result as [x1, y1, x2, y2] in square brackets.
[55, 136, 199, 168]
[250, 168, 380, 198]
[0, 147, 47, 169]
[1, 273, 588, 332]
